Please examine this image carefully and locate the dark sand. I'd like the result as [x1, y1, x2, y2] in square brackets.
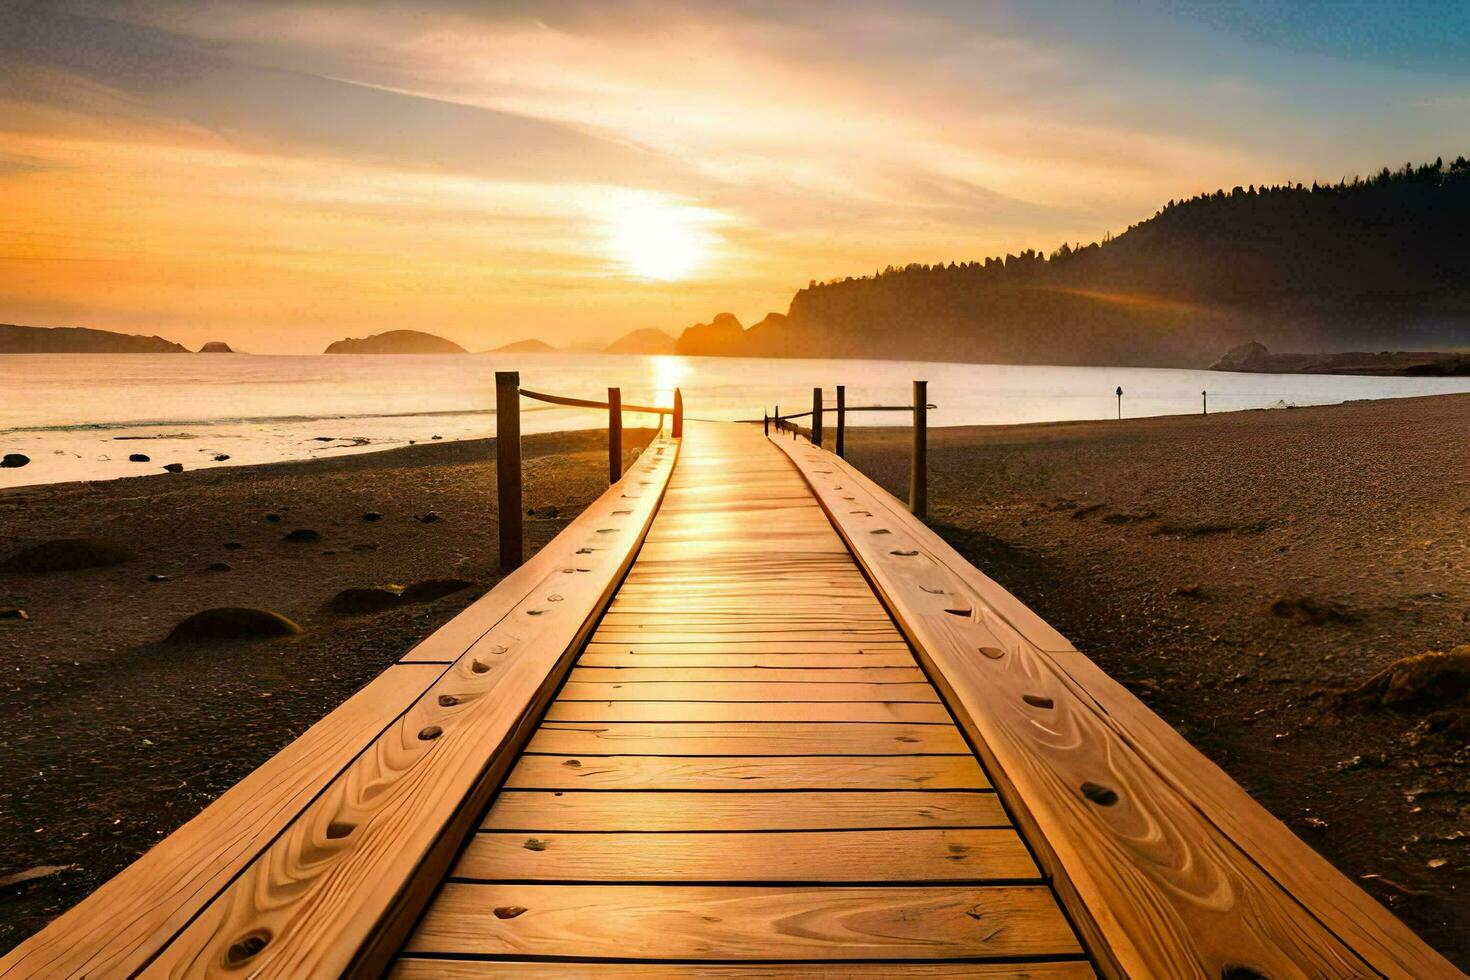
[842, 393, 1469, 967]
[3, 395, 1467, 964]
[0, 427, 656, 954]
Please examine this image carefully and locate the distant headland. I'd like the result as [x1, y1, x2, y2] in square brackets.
[323, 330, 467, 354]
[0, 323, 189, 354]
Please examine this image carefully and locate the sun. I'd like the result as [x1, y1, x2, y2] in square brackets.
[603, 194, 715, 281]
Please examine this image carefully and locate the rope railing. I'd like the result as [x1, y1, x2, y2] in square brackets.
[494, 371, 683, 570]
[767, 382, 931, 518]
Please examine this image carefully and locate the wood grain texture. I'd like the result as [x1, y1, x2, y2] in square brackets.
[525, 721, 970, 755]
[773, 431, 1459, 977]
[480, 790, 1009, 831]
[578, 650, 919, 667]
[568, 666, 928, 683]
[0, 663, 441, 979]
[557, 681, 940, 702]
[456, 829, 1039, 882]
[505, 754, 990, 790]
[130, 435, 680, 978]
[392, 960, 1097, 979]
[404, 884, 1082, 960]
[542, 700, 953, 723]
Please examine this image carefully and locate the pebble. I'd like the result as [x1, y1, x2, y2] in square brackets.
[0, 607, 28, 620]
[283, 528, 322, 542]
[213, 454, 231, 462]
[206, 562, 232, 572]
[419, 512, 442, 523]
[363, 511, 383, 522]
[146, 574, 169, 583]
[129, 453, 151, 463]
[223, 542, 245, 550]
[264, 513, 282, 523]
[0, 453, 29, 468]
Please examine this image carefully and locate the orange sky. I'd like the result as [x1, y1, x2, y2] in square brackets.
[2, 1, 1464, 353]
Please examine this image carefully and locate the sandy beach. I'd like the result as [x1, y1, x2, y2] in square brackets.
[0, 426, 656, 954]
[2, 396, 1467, 965]
[844, 392, 1470, 967]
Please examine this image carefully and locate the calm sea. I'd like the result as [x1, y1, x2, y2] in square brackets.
[4, 352, 1469, 489]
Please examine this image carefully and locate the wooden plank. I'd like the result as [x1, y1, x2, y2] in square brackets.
[127, 435, 681, 978]
[525, 721, 969, 755]
[543, 700, 952, 723]
[556, 682, 940, 702]
[393, 960, 1097, 979]
[578, 651, 919, 668]
[583, 640, 911, 654]
[404, 883, 1082, 960]
[456, 829, 1039, 882]
[568, 667, 928, 683]
[481, 790, 1009, 831]
[773, 433, 1459, 977]
[0, 664, 441, 979]
[505, 755, 990, 790]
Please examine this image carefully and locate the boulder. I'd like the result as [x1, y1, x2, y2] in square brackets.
[129, 453, 150, 463]
[400, 578, 475, 603]
[165, 607, 303, 642]
[1344, 646, 1470, 711]
[163, 463, 184, 473]
[213, 454, 231, 461]
[1, 453, 29, 468]
[328, 586, 403, 615]
[327, 578, 476, 614]
[1, 538, 133, 573]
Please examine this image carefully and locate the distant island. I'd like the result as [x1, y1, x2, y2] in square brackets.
[489, 338, 558, 353]
[604, 327, 676, 355]
[674, 157, 1470, 368]
[198, 341, 236, 353]
[0, 323, 188, 354]
[324, 330, 466, 354]
[1211, 342, 1470, 376]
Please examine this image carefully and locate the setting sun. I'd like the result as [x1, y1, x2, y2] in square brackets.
[603, 194, 717, 281]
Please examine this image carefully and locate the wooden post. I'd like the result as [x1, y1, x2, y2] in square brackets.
[774, 405, 779, 435]
[811, 387, 823, 448]
[1116, 385, 1123, 420]
[495, 371, 523, 571]
[835, 384, 846, 458]
[1202, 390, 1208, 416]
[672, 388, 683, 439]
[911, 379, 927, 519]
[607, 386, 622, 484]
[763, 412, 769, 436]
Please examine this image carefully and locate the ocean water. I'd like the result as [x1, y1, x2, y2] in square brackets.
[3, 352, 1469, 489]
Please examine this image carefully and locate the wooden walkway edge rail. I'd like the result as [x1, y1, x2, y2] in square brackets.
[1, 416, 1458, 978]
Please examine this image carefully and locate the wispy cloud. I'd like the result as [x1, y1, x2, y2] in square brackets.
[1, 0, 1462, 350]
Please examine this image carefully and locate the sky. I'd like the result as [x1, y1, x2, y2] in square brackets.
[1, 0, 1466, 353]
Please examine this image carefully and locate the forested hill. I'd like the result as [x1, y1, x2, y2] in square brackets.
[679, 158, 1470, 367]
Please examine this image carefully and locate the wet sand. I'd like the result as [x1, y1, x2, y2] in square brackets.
[0, 427, 656, 954]
[842, 392, 1469, 967]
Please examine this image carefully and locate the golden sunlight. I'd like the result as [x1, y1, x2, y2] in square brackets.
[602, 193, 716, 281]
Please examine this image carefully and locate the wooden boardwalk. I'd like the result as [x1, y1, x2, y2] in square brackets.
[2, 422, 1458, 978]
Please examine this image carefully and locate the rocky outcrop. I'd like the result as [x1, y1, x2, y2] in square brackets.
[1209, 341, 1272, 372]
[324, 330, 466, 354]
[674, 313, 746, 356]
[198, 341, 235, 353]
[0, 323, 187, 354]
[490, 339, 557, 353]
[604, 328, 676, 355]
